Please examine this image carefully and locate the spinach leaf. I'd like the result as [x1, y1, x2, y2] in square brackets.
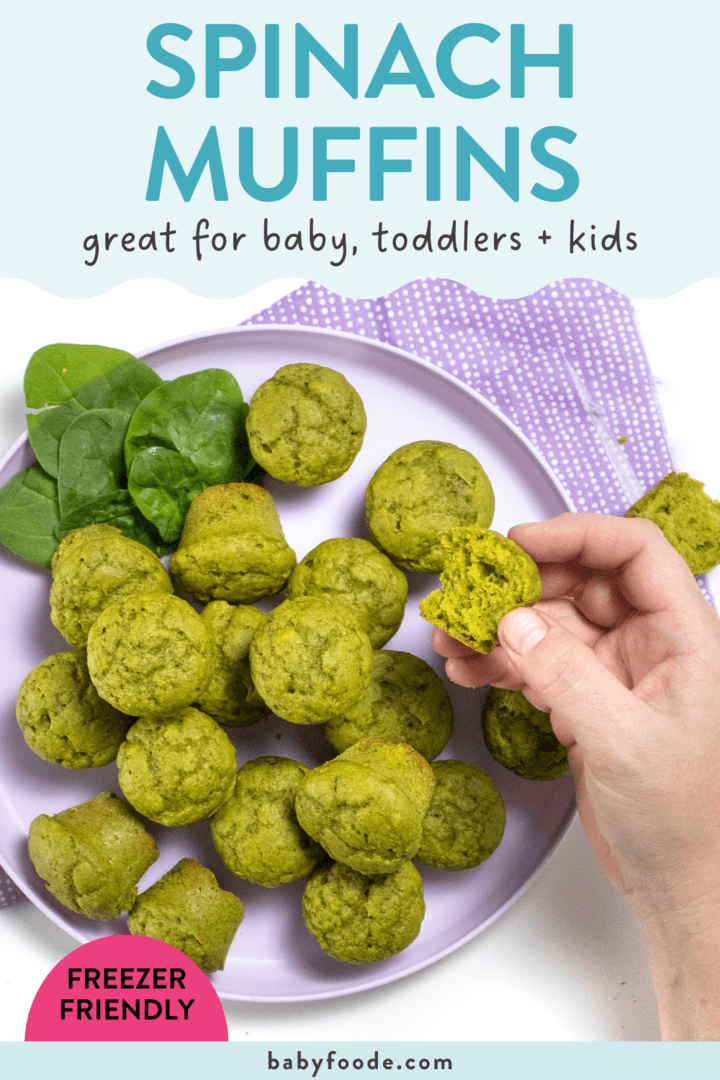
[125, 368, 253, 484]
[24, 343, 136, 409]
[75, 356, 162, 414]
[56, 489, 174, 557]
[0, 464, 61, 568]
[57, 408, 130, 518]
[127, 447, 206, 543]
[26, 402, 79, 478]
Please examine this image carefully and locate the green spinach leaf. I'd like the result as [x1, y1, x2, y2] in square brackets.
[127, 447, 206, 542]
[0, 464, 61, 567]
[24, 343, 136, 409]
[57, 408, 130, 518]
[124, 368, 253, 484]
[56, 489, 174, 557]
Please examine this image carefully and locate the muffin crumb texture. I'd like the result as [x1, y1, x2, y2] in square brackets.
[416, 760, 506, 870]
[482, 687, 569, 781]
[28, 792, 158, 920]
[128, 858, 244, 973]
[302, 860, 425, 964]
[420, 526, 542, 652]
[625, 471, 720, 575]
[246, 363, 366, 486]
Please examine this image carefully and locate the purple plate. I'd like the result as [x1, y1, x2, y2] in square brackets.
[0, 325, 576, 1001]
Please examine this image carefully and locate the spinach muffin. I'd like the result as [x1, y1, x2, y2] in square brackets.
[365, 441, 495, 573]
[117, 707, 237, 826]
[50, 523, 172, 646]
[246, 363, 366, 486]
[211, 757, 324, 887]
[128, 858, 244, 974]
[17, 650, 133, 768]
[295, 737, 435, 875]
[287, 538, 407, 649]
[416, 760, 506, 870]
[481, 687, 569, 781]
[86, 592, 213, 717]
[198, 601, 268, 727]
[302, 860, 425, 964]
[625, 471, 720, 575]
[420, 527, 542, 653]
[170, 483, 296, 604]
[28, 792, 158, 921]
[323, 650, 453, 761]
[249, 596, 373, 725]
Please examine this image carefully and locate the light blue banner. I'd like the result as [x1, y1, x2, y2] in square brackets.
[3, 1041, 720, 1078]
[1, 0, 717, 298]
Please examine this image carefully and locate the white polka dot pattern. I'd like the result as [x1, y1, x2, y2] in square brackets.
[0, 871, 23, 907]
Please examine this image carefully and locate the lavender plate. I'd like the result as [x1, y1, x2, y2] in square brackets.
[0, 325, 576, 1001]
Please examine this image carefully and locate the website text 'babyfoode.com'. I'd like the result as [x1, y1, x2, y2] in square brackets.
[269, 1050, 452, 1074]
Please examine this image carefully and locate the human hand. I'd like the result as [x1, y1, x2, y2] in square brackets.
[433, 513, 720, 1038]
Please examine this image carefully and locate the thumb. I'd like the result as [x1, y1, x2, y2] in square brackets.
[497, 607, 636, 750]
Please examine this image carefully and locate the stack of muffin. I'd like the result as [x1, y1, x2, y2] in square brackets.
[18, 362, 556, 972]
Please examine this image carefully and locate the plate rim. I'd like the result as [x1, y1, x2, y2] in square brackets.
[0, 321, 578, 1002]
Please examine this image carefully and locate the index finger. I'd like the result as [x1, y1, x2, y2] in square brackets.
[508, 512, 702, 617]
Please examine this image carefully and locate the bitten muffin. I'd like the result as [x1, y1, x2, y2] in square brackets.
[365, 441, 495, 573]
[323, 650, 453, 761]
[420, 526, 542, 653]
[246, 363, 366, 486]
[50, 523, 172, 646]
[16, 650, 133, 768]
[481, 687, 569, 781]
[28, 792, 158, 920]
[128, 858, 244, 974]
[117, 707, 237, 826]
[302, 860, 425, 964]
[86, 592, 213, 717]
[416, 760, 506, 870]
[169, 483, 297, 604]
[287, 538, 408, 649]
[249, 596, 373, 725]
[625, 471, 720, 575]
[295, 737, 435, 875]
[198, 601, 268, 727]
[211, 757, 324, 887]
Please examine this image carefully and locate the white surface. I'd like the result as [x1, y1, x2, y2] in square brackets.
[1, 275, 717, 1040]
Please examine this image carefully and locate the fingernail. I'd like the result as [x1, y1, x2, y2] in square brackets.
[500, 608, 548, 654]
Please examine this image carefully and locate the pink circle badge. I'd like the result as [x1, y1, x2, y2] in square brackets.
[25, 935, 228, 1041]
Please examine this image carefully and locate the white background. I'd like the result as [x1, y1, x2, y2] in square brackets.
[0, 276, 718, 1042]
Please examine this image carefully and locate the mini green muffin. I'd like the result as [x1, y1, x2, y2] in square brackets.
[28, 792, 158, 920]
[416, 760, 506, 870]
[212, 757, 324, 887]
[198, 601, 268, 727]
[50, 523, 173, 646]
[128, 858, 244, 974]
[117, 707, 237, 826]
[302, 860, 425, 964]
[249, 597, 373, 725]
[170, 483, 297, 604]
[323, 650, 453, 761]
[287, 538, 408, 649]
[481, 687, 569, 781]
[246, 363, 367, 486]
[86, 592, 213, 717]
[625, 471, 720, 575]
[420, 527, 542, 653]
[16, 650, 133, 768]
[295, 737, 435, 875]
[365, 441, 495, 573]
